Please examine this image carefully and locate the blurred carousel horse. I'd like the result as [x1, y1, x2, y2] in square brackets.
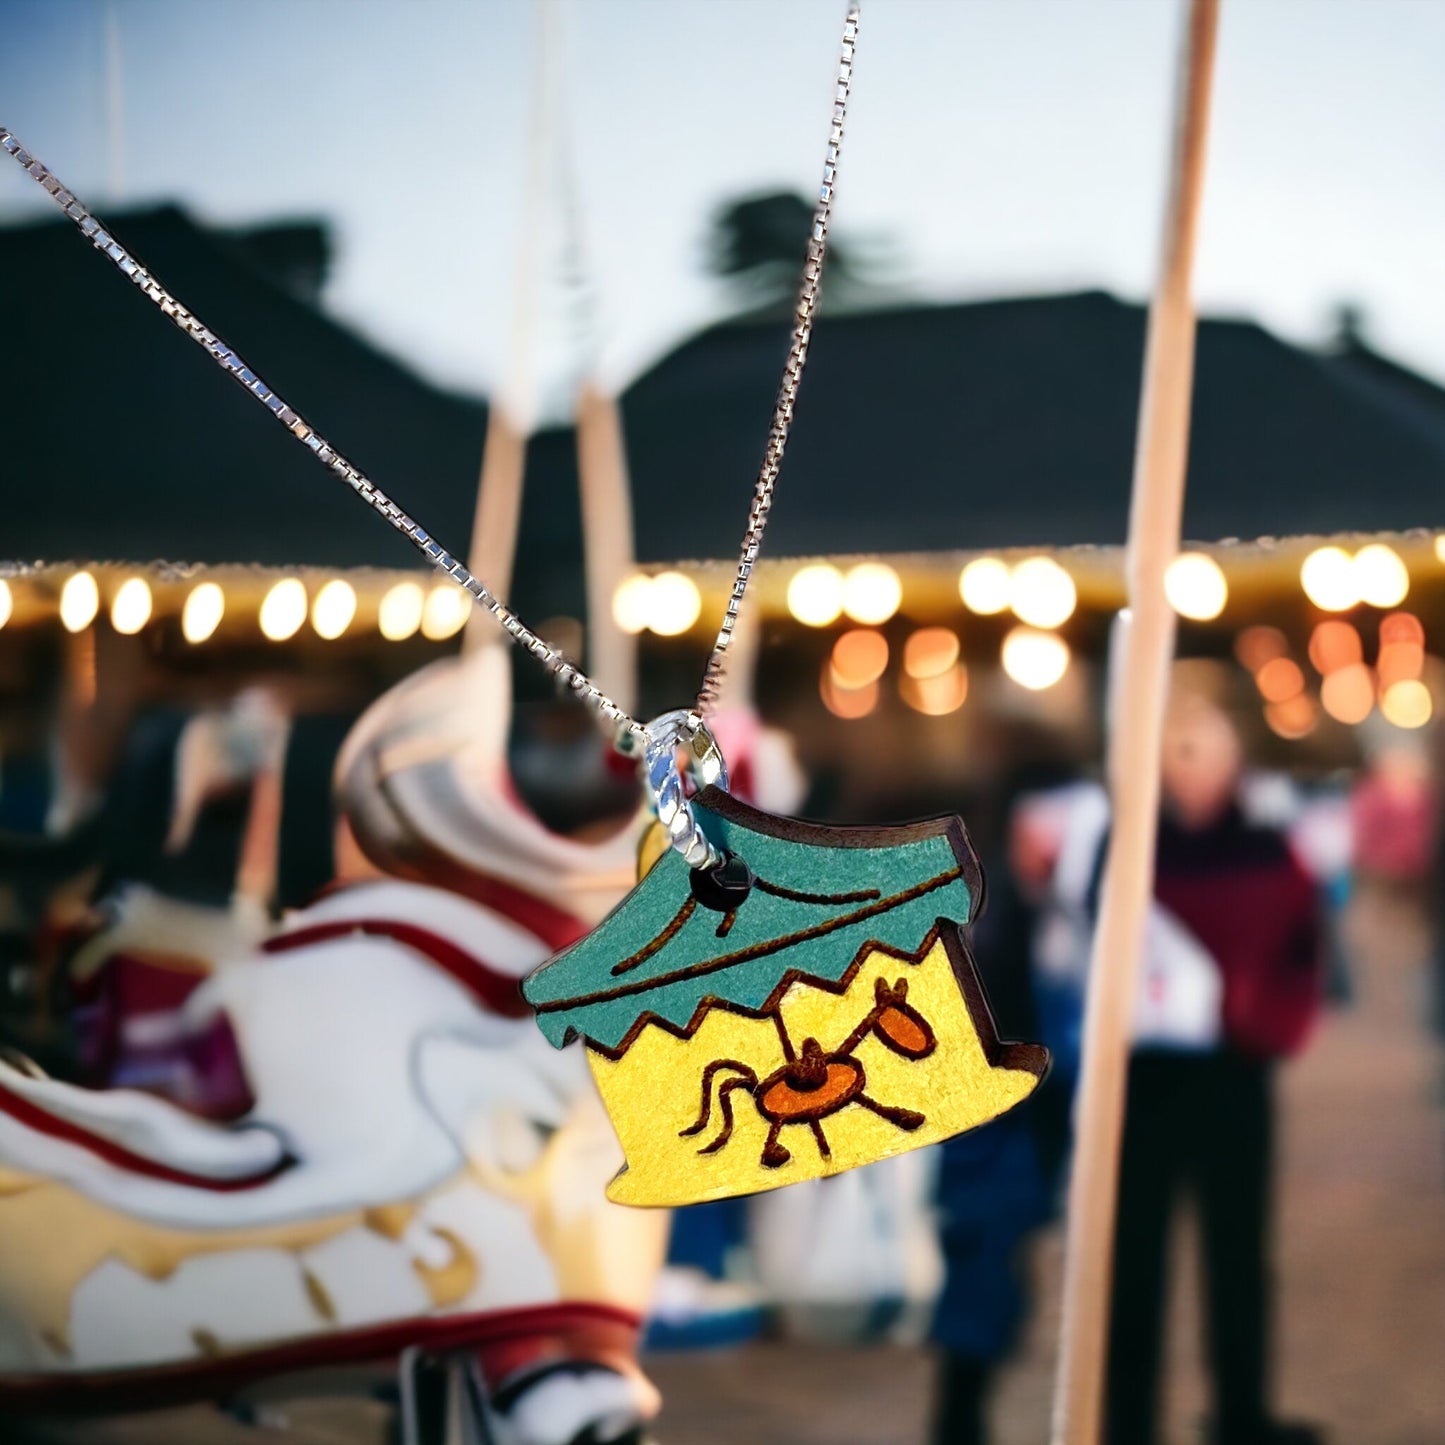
[0, 649, 670, 1445]
[60, 690, 291, 1111]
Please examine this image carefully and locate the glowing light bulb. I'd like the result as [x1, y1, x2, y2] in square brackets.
[788, 564, 845, 627]
[1320, 663, 1374, 725]
[1009, 556, 1076, 629]
[959, 557, 1011, 615]
[842, 563, 902, 626]
[1300, 547, 1359, 612]
[1001, 625, 1070, 691]
[421, 585, 470, 640]
[311, 579, 357, 640]
[1381, 679, 1432, 729]
[903, 627, 960, 680]
[612, 575, 654, 635]
[59, 572, 99, 633]
[109, 577, 152, 635]
[831, 630, 889, 689]
[259, 578, 307, 642]
[1164, 552, 1228, 621]
[1352, 543, 1408, 608]
[378, 581, 425, 641]
[0, 580, 13, 630]
[1435, 535, 1445, 565]
[646, 571, 702, 636]
[182, 582, 225, 644]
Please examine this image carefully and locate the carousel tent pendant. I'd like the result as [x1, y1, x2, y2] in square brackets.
[523, 786, 1048, 1207]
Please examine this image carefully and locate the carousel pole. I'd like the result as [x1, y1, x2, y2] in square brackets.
[461, 0, 555, 653]
[554, 0, 638, 716]
[575, 379, 639, 716]
[1049, 2, 1220, 1442]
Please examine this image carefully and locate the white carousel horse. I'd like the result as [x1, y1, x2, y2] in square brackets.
[0, 648, 666, 1445]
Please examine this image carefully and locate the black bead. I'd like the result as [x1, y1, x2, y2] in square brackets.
[689, 851, 756, 912]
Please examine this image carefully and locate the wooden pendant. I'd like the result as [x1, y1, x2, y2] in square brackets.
[523, 789, 1048, 1207]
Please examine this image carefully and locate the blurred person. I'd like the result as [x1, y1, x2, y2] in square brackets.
[1104, 688, 1324, 1445]
[929, 756, 1079, 1445]
[1350, 738, 1435, 889]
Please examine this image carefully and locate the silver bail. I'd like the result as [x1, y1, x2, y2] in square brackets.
[641, 709, 728, 871]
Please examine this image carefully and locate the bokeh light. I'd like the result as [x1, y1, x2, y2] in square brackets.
[646, 571, 702, 636]
[59, 572, 100, 633]
[901, 663, 968, 716]
[788, 564, 845, 627]
[831, 629, 889, 689]
[1265, 694, 1319, 740]
[311, 579, 357, 640]
[1379, 611, 1425, 647]
[958, 557, 1011, 615]
[1164, 552, 1228, 620]
[1377, 642, 1424, 689]
[109, 577, 152, 635]
[421, 584, 471, 641]
[259, 578, 308, 641]
[378, 580, 425, 641]
[1256, 656, 1305, 703]
[1307, 620, 1362, 675]
[903, 627, 960, 680]
[842, 563, 902, 626]
[1353, 543, 1409, 608]
[1321, 663, 1375, 724]
[1300, 546, 1359, 612]
[820, 661, 877, 720]
[1380, 679, 1432, 729]
[1234, 625, 1288, 673]
[0, 580, 11, 630]
[181, 582, 225, 644]
[1001, 625, 1070, 690]
[611, 574, 654, 635]
[1009, 556, 1076, 629]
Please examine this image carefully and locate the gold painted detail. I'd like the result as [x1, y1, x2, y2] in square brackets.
[362, 1201, 417, 1241]
[302, 1268, 337, 1323]
[410, 1226, 478, 1309]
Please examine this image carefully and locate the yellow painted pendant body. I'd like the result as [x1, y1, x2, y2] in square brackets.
[523, 789, 1049, 1208]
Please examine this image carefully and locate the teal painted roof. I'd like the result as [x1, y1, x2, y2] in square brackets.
[523, 790, 979, 1055]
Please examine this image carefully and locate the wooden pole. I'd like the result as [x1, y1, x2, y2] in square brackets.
[576, 380, 639, 717]
[1049, 3, 1220, 1442]
[461, 0, 554, 656]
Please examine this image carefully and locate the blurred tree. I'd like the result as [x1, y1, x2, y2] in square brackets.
[706, 190, 893, 310]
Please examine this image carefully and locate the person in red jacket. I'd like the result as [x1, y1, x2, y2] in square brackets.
[1104, 688, 1324, 1445]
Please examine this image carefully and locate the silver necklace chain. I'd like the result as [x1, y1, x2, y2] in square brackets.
[697, 4, 857, 710]
[0, 3, 857, 741]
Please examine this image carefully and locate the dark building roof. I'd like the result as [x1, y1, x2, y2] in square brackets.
[6, 205, 1445, 589]
[0, 206, 489, 571]
[609, 290, 1445, 561]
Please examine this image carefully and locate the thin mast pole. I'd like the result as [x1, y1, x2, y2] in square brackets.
[1049, 3, 1221, 1441]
